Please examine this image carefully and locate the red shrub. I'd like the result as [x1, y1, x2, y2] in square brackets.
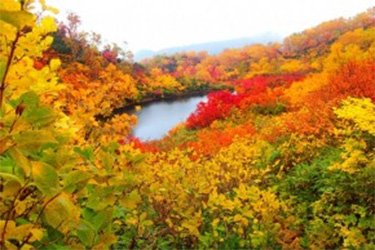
[127, 137, 160, 153]
[187, 124, 256, 158]
[186, 90, 239, 129]
[322, 59, 375, 103]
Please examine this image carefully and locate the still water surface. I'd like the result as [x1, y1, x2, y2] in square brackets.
[131, 95, 207, 141]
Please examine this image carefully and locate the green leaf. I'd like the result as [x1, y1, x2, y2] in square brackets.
[18, 91, 39, 109]
[86, 190, 101, 210]
[43, 193, 79, 234]
[132, 154, 146, 165]
[63, 170, 92, 186]
[82, 207, 96, 221]
[63, 170, 92, 192]
[14, 130, 58, 151]
[15, 218, 30, 225]
[31, 161, 59, 197]
[10, 92, 56, 128]
[0, 172, 23, 184]
[124, 152, 145, 165]
[76, 220, 95, 247]
[0, 172, 23, 197]
[24, 106, 56, 127]
[74, 147, 94, 162]
[0, 155, 16, 174]
[92, 210, 107, 232]
[8, 147, 31, 176]
[119, 189, 141, 210]
[346, 214, 357, 225]
[91, 208, 114, 232]
[82, 207, 113, 232]
[0, 10, 33, 29]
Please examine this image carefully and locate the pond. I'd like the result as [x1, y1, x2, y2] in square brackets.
[130, 95, 207, 141]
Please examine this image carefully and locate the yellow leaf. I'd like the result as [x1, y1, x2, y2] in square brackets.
[47, 6, 59, 14]
[212, 218, 220, 228]
[49, 58, 61, 71]
[20, 244, 33, 250]
[30, 228, 44, 241]
[14, 200, 27, 215]
[0, 220, 16, 241]
[139, 212, 147, 221]
[0, 0, 21, 11]
[40, 16, 56, 33]
[233, 214, 242, 222]
[1, 180, 21, 197]
[8, 224, 32, 241]
[241, 218, 249, 227]
[119, 190, 141, 210]
[8, 147, 31, 176]
[44, 193, 80, 234]
[39, 0, 59, 14]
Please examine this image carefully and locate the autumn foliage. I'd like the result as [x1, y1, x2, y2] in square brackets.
[0, 1, 374, 249]
[186, 90, 238, 129]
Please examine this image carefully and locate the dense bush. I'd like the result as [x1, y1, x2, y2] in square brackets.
[0, 2, 374, 249]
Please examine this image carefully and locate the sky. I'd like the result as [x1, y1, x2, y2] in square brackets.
[47, 0, 374, 53]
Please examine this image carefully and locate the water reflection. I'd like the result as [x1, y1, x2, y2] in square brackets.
[131, 95, 207, 141]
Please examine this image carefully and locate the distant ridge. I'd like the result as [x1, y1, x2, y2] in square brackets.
[134, 33, 282, 61]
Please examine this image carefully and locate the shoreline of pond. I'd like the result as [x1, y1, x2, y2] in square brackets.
[111, 86, 233, 116]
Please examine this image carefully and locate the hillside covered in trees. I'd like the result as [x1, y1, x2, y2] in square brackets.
[0, 0, 374, 249]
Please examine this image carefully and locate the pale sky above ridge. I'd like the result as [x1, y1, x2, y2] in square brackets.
[47, 0, 374, 53]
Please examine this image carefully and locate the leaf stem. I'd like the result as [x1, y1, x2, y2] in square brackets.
[0, 31, 21, 111]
